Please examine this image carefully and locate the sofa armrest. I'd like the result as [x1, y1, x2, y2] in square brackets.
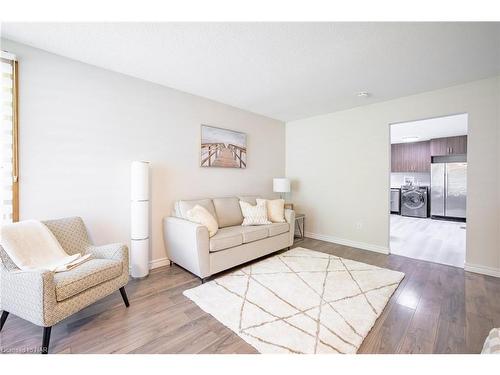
[85, 243, 129, 274]
[0, 265, 56, 326]
[285, 209, 296, 246]
[162, 216, 210, 278]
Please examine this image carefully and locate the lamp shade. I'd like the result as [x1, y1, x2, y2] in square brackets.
[131, 161, 149, 201]
[273, 178, 291, 193]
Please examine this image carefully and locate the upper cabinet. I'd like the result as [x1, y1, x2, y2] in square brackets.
[391, 143, 404, 172]
[430, 135, 467, 156]
[391, 140, 430, 173]
[429, 137, 448, 156]
[391, 135, 467, 173]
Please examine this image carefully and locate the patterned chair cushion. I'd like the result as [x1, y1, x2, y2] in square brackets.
[53, 258, 123, 302]
[0, 244, 20, 271]
[482, 328, 500, 354]
[43, 217, 91, 255]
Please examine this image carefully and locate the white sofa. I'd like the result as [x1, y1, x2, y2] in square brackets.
[162, 196, 295, 281]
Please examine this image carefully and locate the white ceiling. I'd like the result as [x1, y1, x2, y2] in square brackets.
[390, 113, 468, 144]
[1, 22, 500, 121]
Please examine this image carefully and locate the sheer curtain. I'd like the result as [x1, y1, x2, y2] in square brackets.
[1, 51, 18, 225]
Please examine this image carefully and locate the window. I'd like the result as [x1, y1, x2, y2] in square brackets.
[1, 51, 19, 224]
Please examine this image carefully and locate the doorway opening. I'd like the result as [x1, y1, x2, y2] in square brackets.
[389, 113, 468, 268]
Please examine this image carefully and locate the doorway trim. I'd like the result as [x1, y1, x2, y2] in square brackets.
[387, 112, 468, 267]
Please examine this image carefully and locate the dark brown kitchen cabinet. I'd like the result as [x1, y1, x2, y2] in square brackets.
[446, 135, 467, 155]
[391, 140, 430, 172]
[429, 137, 448, 156]
[391, 143, 404, 172]
[430, 135, 467, 156]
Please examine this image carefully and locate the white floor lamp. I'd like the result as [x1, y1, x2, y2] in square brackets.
[130, 161, 150, 279]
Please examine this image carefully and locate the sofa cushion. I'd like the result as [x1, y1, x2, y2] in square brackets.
[264, 222, 290, 237]
[54, 259, 123, 302]
[240, 200, 272, 226]
[209, 227, 243, 252]
[176, 199, 217, 222]
[257, 198, 286, 223]
[241, 226, 269, 243]
[213, 197, 244, 228]
[238, 196, 260, 205]
[186, 204, 219, 237]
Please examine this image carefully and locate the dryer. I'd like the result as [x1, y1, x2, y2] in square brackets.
[401, 186, 429, 218]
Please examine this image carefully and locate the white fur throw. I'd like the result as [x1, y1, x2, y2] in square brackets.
[0, 220, 90, 272]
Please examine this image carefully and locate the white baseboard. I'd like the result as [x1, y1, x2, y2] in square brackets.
[129, 257, 170, 273]
[149, 257, 170, 270]
[464, 262, 500, 278]
[305, 231, 389, 255]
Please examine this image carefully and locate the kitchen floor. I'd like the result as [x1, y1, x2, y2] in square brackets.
[390, 214, 466, 268]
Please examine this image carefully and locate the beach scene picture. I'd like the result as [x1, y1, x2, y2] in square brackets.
[200, 125, 247, 168]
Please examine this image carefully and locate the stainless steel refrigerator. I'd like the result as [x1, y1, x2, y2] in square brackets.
[430, 157, 467, 220]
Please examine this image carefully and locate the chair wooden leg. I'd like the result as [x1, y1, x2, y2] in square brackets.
[0, 311, 9, 331]
[41, 326, 52, 354]
[119, 287, 130, 307]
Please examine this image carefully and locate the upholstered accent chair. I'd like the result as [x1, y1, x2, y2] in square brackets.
[0, 217, 130, 354]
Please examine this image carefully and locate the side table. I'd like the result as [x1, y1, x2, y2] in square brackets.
[294, 213, 305, 241]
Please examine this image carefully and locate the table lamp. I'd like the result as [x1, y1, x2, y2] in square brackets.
[273, 178, 291, 200]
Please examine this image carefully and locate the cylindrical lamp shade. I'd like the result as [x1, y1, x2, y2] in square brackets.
[273, 178, 291, 193]
[131, 161, 149, 201]
[130, 161, 150, 279]
[131, 201, 149, 239]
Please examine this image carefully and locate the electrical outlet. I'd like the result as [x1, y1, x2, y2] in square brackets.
[355, 221, 364, 230]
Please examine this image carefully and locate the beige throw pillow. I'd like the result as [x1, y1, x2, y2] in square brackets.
[239, 200, 271, 226]
[257, 198, 286, 223]
[186, 204, 219, 237]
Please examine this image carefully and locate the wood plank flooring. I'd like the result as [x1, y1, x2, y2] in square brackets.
[390, 214, 466, 268]
[1, 237, 499, 354]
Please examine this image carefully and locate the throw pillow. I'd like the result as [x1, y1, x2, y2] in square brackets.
[239, 200, 272, 226]
[257, 198, 286, 223]
[186, 204, 219, 237]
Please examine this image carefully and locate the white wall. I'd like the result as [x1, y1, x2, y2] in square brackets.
[287, 77, 500, 275]
[2, 39, 286, 268]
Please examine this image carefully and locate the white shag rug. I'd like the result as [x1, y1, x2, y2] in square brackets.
[183, 247, 404, 354]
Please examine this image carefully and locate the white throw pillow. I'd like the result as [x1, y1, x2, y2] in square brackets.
[239, 200, 272, 226]
[186, 204, 219, 237]
[257, 198, 286, 223]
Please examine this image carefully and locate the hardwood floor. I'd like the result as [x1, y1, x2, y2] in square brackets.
[1, 237, 499, 354]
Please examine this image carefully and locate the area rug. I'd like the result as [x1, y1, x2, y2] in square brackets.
[183, 247, 405, 354]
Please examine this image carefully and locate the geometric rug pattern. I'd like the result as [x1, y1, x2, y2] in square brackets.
[183, 247, 405, 353]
